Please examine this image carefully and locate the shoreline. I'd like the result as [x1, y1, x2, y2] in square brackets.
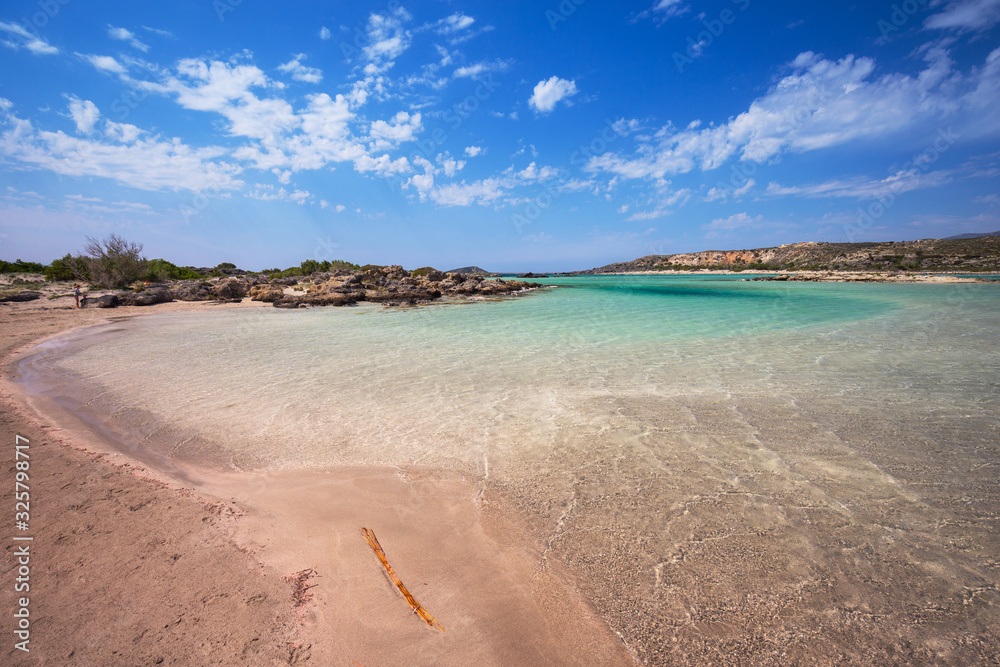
[0, 297, 633, 665]
[574, 269, 998, 281]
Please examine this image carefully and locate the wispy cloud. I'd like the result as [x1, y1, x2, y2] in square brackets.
[108, 26, 150, 52]
[278, 54, 323, 84]
[0, 21, 58, 55]
[925, 0, 1000, 32]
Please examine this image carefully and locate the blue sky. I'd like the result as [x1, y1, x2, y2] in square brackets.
[1, 0, 999, 272]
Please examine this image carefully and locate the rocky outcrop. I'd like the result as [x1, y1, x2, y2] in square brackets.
[55, 266, 540, 311]
[249, 284, 285, 302]
[119, 289, 173, 306]
[213, 278, 247, 299]
[169, 281, 217, 301]
[80, 294, 120, 308]
[262, 265, 540, 308]
[0, 291, 42, 303]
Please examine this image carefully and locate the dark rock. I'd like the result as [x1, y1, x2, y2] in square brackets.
[119, 289, 172, 306]
[299, 292, 360, 306]
[213, 277, 248, 299]
[169, 281, 216, 301]
[80, 294, 120, 308]
[0, 291, 42, 303]
[272, 298, 305, 309]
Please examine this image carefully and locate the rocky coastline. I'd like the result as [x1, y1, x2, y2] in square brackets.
[1, 265, 542, 309]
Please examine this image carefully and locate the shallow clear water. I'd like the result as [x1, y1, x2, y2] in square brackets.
[23, 277, 1000, 663]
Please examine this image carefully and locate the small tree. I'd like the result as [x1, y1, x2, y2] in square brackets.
[45, 253, 90, 282]
[82, 234, 148, 289]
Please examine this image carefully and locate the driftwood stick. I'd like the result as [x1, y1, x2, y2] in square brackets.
[362, 527, 445, 632]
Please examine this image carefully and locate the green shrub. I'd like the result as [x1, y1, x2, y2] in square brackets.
[81, 234, 148, 289]
[0, 259, 47, 274]
[144, 259, 203, 281]
[44, 254, 88, 281]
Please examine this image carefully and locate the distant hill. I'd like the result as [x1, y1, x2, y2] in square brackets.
[943, 231, 1000, 240]
[446, 266, 495, 275]
[575, 237, 1000, 274]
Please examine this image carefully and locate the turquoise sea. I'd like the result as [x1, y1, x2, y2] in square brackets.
[21, 276, 1000, 662]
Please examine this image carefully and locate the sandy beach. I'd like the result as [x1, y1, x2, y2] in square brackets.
[1, 292, 633, 665]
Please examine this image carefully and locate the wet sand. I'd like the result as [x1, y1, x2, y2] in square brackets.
[1, 296, 632, 665]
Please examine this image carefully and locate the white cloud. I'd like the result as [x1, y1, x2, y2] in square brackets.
[164, 59, 299, 145]
[652, 0, 689, 19]
[706, 178, 755, 201]
[453, 59, 510, 79]
[430, 178, 506, 206]
[142, 25, 173, 38]
[368, 111, 421, 150]
[319, 26, 331, 40]
[433, 12, 491, 44]
[108, 26, 150, 52]
[104, 121, 142, 143]
[636, 0, 690, 23]
[353, 153, 410, 176]
[514, 161, 558, 181]
[925, 0, 1000, 31]
[0, 21, 58, 55]
[67, 97, 100, 134]
[82, 54, 127, 74]
[529, 76, 578, 113]
[246, 184, 311, 204]
[626, 209, 672, 222]
[0, 104, 243, 192]
[703, 212, 764, 237]
[465, 145, 483, 157]
[587, 46, 1000, 181]
[439, 155, 465, 177]
[363, 6, 412, 65]
[438, 13, 475, 34]
[765, 168, 953, 199]
[278, 54, 323, 84]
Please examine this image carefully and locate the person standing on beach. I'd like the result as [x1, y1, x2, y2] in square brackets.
[73, 284, 82, 308]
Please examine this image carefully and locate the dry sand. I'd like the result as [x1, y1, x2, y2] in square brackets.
[1, 291, 633, 665]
